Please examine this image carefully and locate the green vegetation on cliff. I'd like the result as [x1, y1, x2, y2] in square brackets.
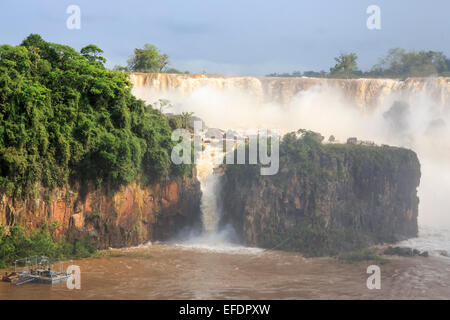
[0, 224, 95, 268]
[267, 49, 450, 78]
[0, 35, 198, 266]
[221, 130, 421, 256]
[114, 43, 189, 74]
[0, 34, 191, 199]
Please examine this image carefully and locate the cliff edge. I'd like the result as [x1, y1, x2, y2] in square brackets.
[220, 131, 421, 256]
[0, 174, 201, 249]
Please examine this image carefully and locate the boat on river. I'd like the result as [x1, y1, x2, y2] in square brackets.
[1, 256, 71, 286]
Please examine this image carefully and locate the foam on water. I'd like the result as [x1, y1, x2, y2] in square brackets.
[396, 225, 450, 258]
[122, 241, 153, 251]
[171, 129, 260, 253]
[168, 222, 264, 254]
[173, 241, 265, 255]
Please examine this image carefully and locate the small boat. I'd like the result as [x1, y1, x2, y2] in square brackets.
[2, 255, 72, 286]
[12, 275, 38, 286]
[7, 270, 71, 286]
[34, 270, 71, 284]
[1, 272, 17, 282]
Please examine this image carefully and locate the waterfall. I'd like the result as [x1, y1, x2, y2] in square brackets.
[130, 72, 450, 111]
[195, 140, 224, 234]
[131, 72, 450, 229]
[175, 131, 243, 248]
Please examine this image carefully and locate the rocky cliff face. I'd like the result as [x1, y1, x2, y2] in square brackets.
[0, 174, 201, 248]
[219, 142, 421, 256]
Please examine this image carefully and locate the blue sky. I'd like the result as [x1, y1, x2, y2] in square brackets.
[0, 0, 449, 75]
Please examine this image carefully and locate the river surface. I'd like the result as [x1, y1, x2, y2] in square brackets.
[1, 134, 450, 300]
[1, 240, 449, 300]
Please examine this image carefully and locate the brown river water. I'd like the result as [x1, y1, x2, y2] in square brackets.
[1, 243, 449, 300]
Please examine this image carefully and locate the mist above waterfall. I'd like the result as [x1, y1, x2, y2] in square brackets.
[131, 74, 450, 228]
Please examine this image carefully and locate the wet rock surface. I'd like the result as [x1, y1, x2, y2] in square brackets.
[0, 174, 202, 249]
[384, 246, 429, 257]
[220, 143, 421, 256]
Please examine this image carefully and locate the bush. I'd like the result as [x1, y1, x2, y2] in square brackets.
[337, 249, 389, 264]
[0, 34, 188, 198]
[0, 224, 96, 267]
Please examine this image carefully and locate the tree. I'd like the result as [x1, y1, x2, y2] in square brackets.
[164, 67, 182, 74]
[303, 70, 327, 78]
[127, 44, 170, 72]
[155, 99, 172, 113]
[330, 53, 359, 78]
[180, 112, 194, 129]
[0, 34, 197, 267]
[80, 44, 106, 65]
[372, 48, 448, 77]
[113, 65, 130, 73]
[20, 33, 46, 48]
[0, 34, 187, 199]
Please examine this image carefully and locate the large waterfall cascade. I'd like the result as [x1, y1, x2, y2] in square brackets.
[195, 134, 225, 235]
[131, 72, 450, 255]
[130, 72, 450, 110]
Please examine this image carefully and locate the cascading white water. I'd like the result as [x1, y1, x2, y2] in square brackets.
[173, 133, 248, 250]
[131, 73, 450, 255]
[195, 140, 223, 234]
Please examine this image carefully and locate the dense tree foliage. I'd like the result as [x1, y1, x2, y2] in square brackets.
[127, 44, 170, 73]
[329, 53, 359, 78]
[371, 48, 448, 77]
[0, 224, 95, 267]
[223, 129, 419, 256]
[80, 44, 106, 65]
[267, 48, 450, 78]
[126, 43, 189, 74]
[0, 34, 191, 199]
[164, 67, 190, 74]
